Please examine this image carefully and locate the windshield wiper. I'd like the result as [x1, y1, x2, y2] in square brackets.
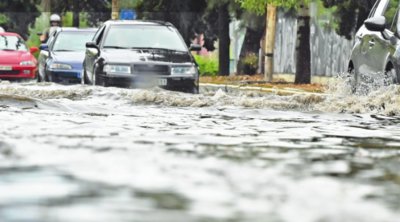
[54, 49, 74, 52]
[103, 46, 131, 49]
[131, 47, 185, 52]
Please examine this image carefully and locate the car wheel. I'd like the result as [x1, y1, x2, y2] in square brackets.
[190, 86, 199, 94]
[348, 67, 357, 93]
[92, 65, 108, 87]
[47, 72, 54, 82]
[44, 70, 53, 82]
[181, 84, 199, 94]
[36, 71, 42, 83]
[82, 69, 88, 85]
[384, 68, 397, 86]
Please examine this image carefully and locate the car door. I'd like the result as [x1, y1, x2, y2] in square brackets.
[368, 0, 399, 74]
[85, 25, 106, 82]
[356, 0, 388, 74]
[38, 30, 58, 80]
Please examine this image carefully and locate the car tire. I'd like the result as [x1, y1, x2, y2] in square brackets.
[98, 75, 109, 87]
[92, 65, 108, 87]
[190, 86, 199, 94]
[82, 69, 89, 85]
[348, 67, 357, 94]
[181, 84, 199, 94]
[384, 68, 397, 86]
[47, 72, 54, 83]
[36, 71, 42, 83]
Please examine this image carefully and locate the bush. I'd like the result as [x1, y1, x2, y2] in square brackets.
[242, 53, 258, 75]
[194, 55, 218, 76]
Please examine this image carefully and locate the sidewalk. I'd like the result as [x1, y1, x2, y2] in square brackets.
[200, 74, 331, 95]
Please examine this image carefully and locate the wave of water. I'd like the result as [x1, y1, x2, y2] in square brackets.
[1, 80, 400, 222]
[1, 76, 400, 116]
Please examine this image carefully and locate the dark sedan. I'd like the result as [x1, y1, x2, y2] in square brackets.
[83, 20, 201, 93]
[38, 28, 96, 83]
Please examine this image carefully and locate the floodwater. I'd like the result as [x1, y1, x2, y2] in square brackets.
[0, 78, 400, 222]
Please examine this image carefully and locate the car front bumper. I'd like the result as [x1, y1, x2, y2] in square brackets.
[103, 72, 198, 88]
[48, 69, 82, 83]
[0, 65, 37, 79]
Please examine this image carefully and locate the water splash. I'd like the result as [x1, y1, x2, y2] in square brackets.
[1, 77, 400, 116]
[319, 73, 400, 115]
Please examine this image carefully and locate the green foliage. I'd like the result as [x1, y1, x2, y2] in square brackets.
[243, 53, 258, 67]
[235, 0, 303, 14]
[0, 0, 40, 38]
[322, 0, 377, 39]
[62, 12, 89, 28]
[242, 52, 258, 74]
[51, 0, 111, 26]
[120, 0, 140, 8]
[194, 55, 219, 76]
[0, 14, 8, 25]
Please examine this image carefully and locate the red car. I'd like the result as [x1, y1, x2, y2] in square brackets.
[0, 32, 38, 80]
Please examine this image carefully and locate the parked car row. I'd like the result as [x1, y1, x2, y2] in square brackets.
[0, 20, 202, 93]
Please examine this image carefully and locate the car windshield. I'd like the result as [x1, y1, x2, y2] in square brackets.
[52, 31, 95, 51]
[103, 25, 187, 51]
[0, 35, 28, 51]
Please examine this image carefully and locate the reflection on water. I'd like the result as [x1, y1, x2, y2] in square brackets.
[0, 80, 399, 221]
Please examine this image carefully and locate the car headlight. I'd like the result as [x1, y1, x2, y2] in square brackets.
[104, 64, 131, 74]
[171, 66, 197, 75]
[20, 61, 35, 66]
[49, 63, 72, 70]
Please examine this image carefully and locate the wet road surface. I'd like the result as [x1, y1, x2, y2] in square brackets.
[0, 80, 399, 222]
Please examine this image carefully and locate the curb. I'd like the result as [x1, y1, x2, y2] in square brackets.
[200, 83, 326, 96]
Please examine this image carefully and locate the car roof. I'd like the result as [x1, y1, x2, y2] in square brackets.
[0, 32, 22, 37]
[103, 20, 174, 27]
[57, 27, 98, 32]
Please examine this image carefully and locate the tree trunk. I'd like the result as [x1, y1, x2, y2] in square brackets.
[264, 4, 277, 82]
[72, 0, 79, 27]
[112, 0, 120, 20]
[42, 0, 51, 13]
[218, 3, 230, 76]
[295, 1, 311, 84]
[236, 20, 265, 75]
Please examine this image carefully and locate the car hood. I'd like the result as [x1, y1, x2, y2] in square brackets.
[52, 51, 86, 64]
[101, 49, 193, 64]
[0, 50, 35, 65]
[51, 51, 86, 70]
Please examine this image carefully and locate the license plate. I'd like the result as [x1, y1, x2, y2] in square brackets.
[157, 79, 167, 86]
[0, 66, 12, 71]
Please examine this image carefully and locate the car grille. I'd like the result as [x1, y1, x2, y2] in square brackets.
[0, 70, 19, 75]
[133, 65, 170, 76]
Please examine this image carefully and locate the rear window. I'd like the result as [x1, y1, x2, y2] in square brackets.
[103, 25, 187, 51]
[0, 35, 28, 51]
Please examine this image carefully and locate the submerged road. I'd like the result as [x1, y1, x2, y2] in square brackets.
[0, 81, 399, 222]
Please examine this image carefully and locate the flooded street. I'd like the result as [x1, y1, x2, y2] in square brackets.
[0, 81, 400, 222]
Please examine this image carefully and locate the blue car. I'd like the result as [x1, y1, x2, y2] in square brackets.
[38, 28, 96, 84]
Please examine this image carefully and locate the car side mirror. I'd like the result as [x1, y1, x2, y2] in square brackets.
[30, 47, 39, 54]
[189, 44, 202, 52]
[39, 44, 49, 51]
[364, 16, 386, 32]
[86, 41, 98, 49]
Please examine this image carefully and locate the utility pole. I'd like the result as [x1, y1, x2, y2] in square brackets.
[112, 0, 120, 20]
[264, 4, 277, 82]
